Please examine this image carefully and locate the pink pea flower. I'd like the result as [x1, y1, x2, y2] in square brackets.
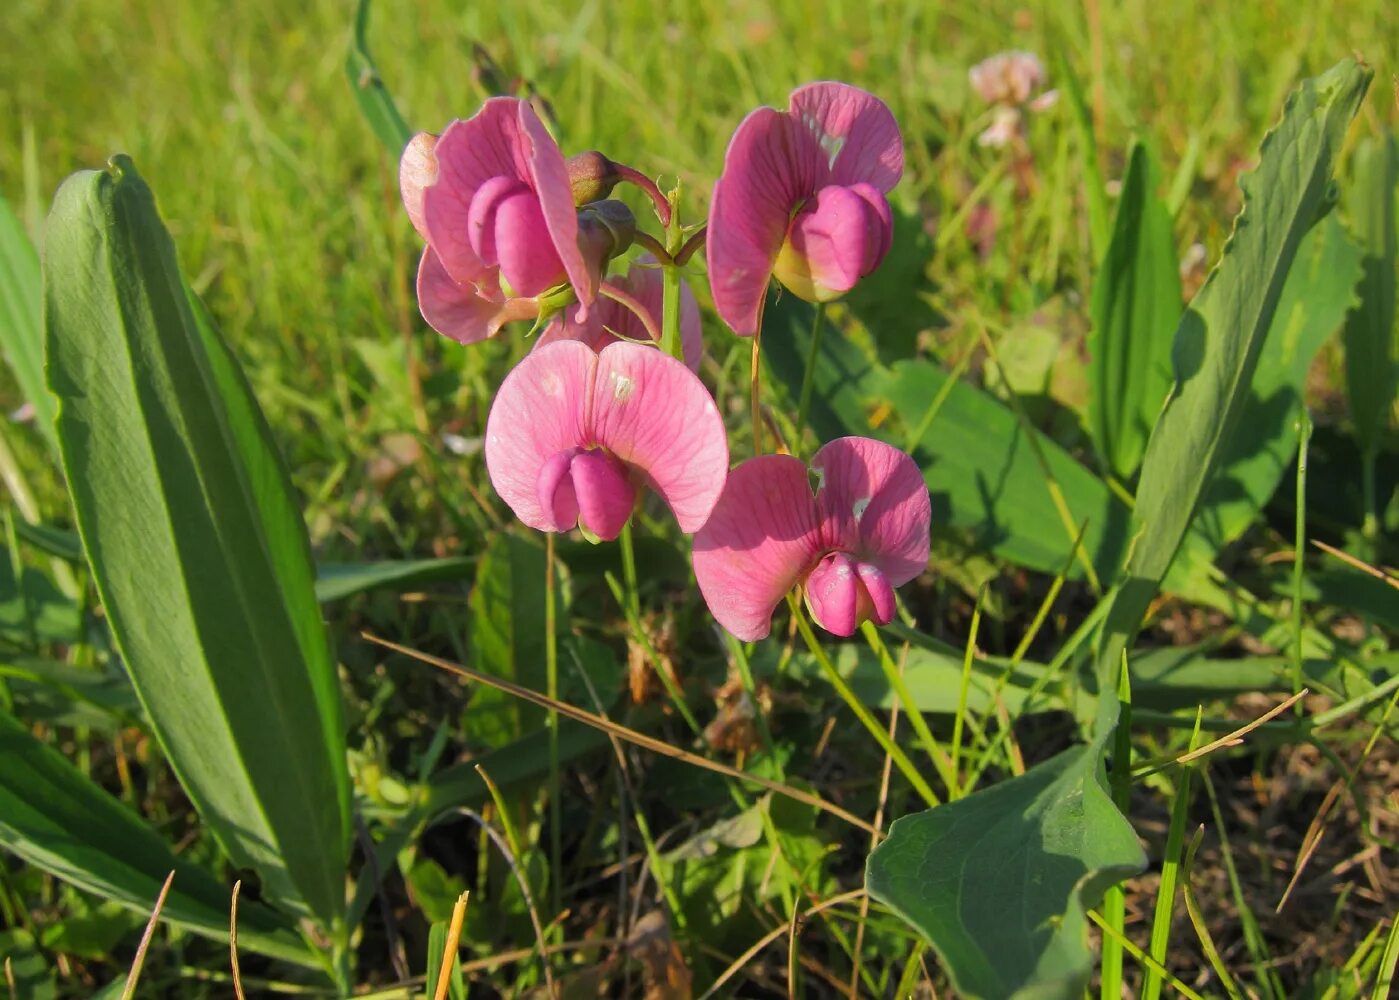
[968, 51, 1058, 148]
[693, 437, 930, 641]
[485, 340, 728, 541]
[707, 82, 903, 336]
[401, 99, 620, 344]
[536, 256, 704, 373]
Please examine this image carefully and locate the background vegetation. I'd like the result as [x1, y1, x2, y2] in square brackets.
[0, 0, 1395, 997]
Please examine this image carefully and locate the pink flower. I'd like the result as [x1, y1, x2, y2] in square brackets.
[707, 82, 903, 336]
[536, 256, 704, 373]
[401, 99, 623, 344]
[485, 340, 729, 541]
[693, 437, 930, 641]
[968, 51, 1058, 148]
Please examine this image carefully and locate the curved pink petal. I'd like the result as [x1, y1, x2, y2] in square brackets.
[789, 82, 903, 193]
[804, 551, 865, 637]
[693, 455, 822, 641]
[417, 247, 535, 345]
[775, 183, 889, 302]
[707, 107, 824, 336]
[570, 449, 636, 540]
[400, 132, 439, 242]
[811, 437, 930, 585]
[857, 562, 897, 626]
[485, 341, 593, 531]
[423, 99, 527, 283]
[588, 342, 728, 532]
[493, 187, 568, 296]
[516, 102, 594, 317]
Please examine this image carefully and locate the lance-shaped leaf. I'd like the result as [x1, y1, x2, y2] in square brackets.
[1191, 213, 1363, 552]
[0, 196, 54, 453]
[1087, 141, 1181, 481]
[44, 156, 351, 931]
[0, 707, 311, 965]
[1343, 129, 1397, 456]
[1093, 60, 1371, 716]
[867, 743, 1144, 999]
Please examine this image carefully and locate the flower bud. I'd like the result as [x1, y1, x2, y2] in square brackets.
[577, 199, 637, 262]
[567, 151, 621, 205]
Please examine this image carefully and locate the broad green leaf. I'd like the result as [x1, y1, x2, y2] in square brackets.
[885, 359, 1132, 583]
[1087, 141, 1181, 480]
[844, 200, 940, 364]
[315, 557, 474, 603]
[1193, 213, 1363, 551]
[1343, 130, 1397, 454]
[0, 707, 310, 965]
[762, 294, 885, 443]
[1094, 60, 1371, 708]
[867, 744, 1144, 1000]
[347, 0, 413, 156]
[0, 195, 55, 453]
[465, 532, 565, 748]
[44, 156, 350, 930]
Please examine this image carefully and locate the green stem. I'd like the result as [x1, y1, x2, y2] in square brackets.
[544, 532, 561, 923]
[659, 187, 684, 363]
[1292, 411, 1311, 718]
[726, 632, 783, 779]
[787, 595, 939, 808]
[1101, 655, 1133, 1000]
[860, 622, 955, 795]
[618, 520, 640, 619]
[794, 302, 825, 452]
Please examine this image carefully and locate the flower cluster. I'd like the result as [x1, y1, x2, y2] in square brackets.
[968, 51, 1058, 148]
[401, 82, 932, 639]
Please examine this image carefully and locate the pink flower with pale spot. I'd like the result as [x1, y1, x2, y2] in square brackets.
[401, 99, 620, 344]
[485, 340, 728, 541]
[693, 437, 930, 641]
[536, 255, 704, 373]
[707, 82, 903, 336]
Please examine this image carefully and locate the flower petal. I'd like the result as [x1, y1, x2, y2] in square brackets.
[804, 551, 864, 637]
[707, 107, 823, 336]
[789, 82, 903, 193]
[417, 247, 533, 345]
[515, 101, 595, 318]
[588, 342, 728, 532]
[570, 449, 636, 540]
[423, 99, 527, 283]
[811, 437, 930, 585]
[776, 183, 887, 301]
[693, 455, 822, 641]
[400, 132, 439, 242]
[485, 340, 594, 531]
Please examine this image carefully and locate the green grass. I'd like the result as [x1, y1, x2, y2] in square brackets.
[1, 0, 1396, 997]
